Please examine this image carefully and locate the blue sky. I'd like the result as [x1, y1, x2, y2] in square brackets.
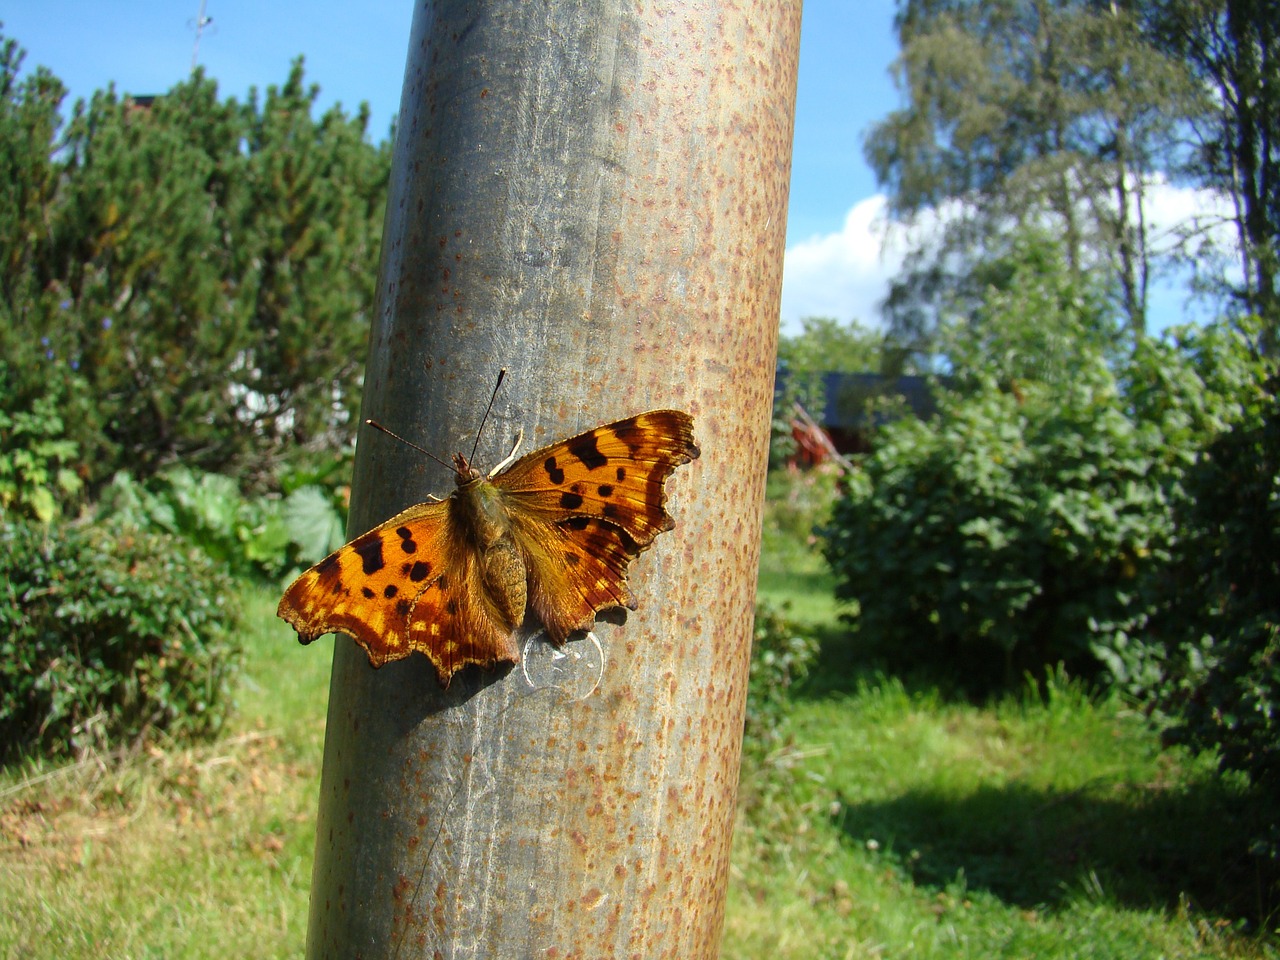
[3, 1, 1211, 334]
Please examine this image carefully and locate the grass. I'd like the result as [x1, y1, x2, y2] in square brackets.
[2, 469, 1278, 957]
[723, 669, 1277, 959]
[0, 589, 327, 959]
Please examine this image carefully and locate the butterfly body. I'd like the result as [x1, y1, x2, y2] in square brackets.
[451, 464, 527, 638]
[278, 409, 699, 687]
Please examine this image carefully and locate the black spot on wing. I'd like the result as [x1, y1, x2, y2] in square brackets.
[610, 418, 646, 453]
[560, 491, 584, 510]
[570, 433, 608, 470]
[383, 584, 398, 599]
[361, 586, 375, 599]
[408, 560, 432, 583]
[597, 484, 613, 497]
[395, 526, 417, 554]
[354, 536, 385, 575]
[544, 456, 565, 485]
[556, 515, 642, 552]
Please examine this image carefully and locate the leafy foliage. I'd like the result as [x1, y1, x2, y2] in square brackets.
[0, 32, 390, 491]
[1158, 372, 1280, 858]
[95, 467, 348, 582]
[825, 375, 1158, 691]
[939, 229, 1122, 387]
[866, 0, 1201, 353]
[0, 515, 242, 760]
[0, 363, 83, 522]
[823, 318, 1269, 694]
[777, 317, 885, 389]
[745, 602, 820, 756]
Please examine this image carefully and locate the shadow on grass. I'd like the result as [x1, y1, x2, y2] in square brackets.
[834, 778, 1277, 926]
[793, 619, 956, 703]
[795, 618, 1070, 704]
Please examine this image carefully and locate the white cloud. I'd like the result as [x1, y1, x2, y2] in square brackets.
[1143, 177, 1236, 245]
[779, 195, 899, 335]
[779, 181, 1238, 337]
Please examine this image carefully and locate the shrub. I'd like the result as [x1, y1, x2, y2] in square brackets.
[0, 362, 84, 522]
[95, 466, 347, 582]
[761, 466, 841, 563]
[736, 602, 820, 859]
[1160, 374, 1280, 858]
[822, 318, 1271, 695]
[744, 602, 820, 756]
[0, 514, 242, 760]
[823, 366, 1178, 692]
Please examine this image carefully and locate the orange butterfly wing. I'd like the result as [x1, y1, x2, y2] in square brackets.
[276, 500, 520, 682]
[495, 409, 700, 641]
[277, 409, 699, 687]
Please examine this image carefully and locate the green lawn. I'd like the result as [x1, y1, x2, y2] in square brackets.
[0, 588, 325, 959]
[723, 664, 1274, 959]
[2, 479, 1277, 958]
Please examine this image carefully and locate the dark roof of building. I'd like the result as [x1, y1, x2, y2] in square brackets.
[775, 368, 940, 430]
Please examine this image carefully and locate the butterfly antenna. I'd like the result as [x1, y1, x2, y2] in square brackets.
[469, 367, 507, 464]
[364, 419, 456, 472]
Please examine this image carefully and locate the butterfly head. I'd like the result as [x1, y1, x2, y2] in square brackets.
[452, 452, 482, 485]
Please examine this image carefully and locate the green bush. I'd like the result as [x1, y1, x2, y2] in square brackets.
[0, 515, 241, 761]
[95, 466, 347, 582]
[0, 362, 84, 522]
[736, 602, 820, 861]
[761, 467, 840, 562]
[823, 367, 1176, 692]
[822, 318, 1270, 695]
[745, 602, 819, 756]
[1160, 375, 1280, 858]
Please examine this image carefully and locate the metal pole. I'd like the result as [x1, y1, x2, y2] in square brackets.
[190, 0, 211, 71]
[306, 1, 801, 956]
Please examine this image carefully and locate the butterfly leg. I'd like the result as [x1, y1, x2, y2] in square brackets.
[487, 428, 524, 477]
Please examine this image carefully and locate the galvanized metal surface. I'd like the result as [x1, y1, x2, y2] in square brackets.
[306, 1, 801, 957]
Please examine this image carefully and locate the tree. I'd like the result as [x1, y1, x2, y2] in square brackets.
[938, 227, 1120, 388]
[773, 316, 885, 464]
[1140, 0, 1280, 351]
[0, 33, 391, 490]
[865, 0, 1198, 356]
[777, 316, 884, 380]
[0, 36, 64, 313]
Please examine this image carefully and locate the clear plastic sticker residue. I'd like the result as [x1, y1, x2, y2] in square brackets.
[520, 630, 605, 700]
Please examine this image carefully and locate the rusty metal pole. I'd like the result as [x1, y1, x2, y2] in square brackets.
[306, 1, 800, 957]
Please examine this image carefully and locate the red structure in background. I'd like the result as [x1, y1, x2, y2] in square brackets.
[788, 402, 854, 472]
[778, 372, 939, 472]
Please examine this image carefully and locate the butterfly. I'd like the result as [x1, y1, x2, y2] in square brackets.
[277, 409, 699, 688]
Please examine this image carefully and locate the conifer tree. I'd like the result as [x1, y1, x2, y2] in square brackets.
[0, 30, 391, 489]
